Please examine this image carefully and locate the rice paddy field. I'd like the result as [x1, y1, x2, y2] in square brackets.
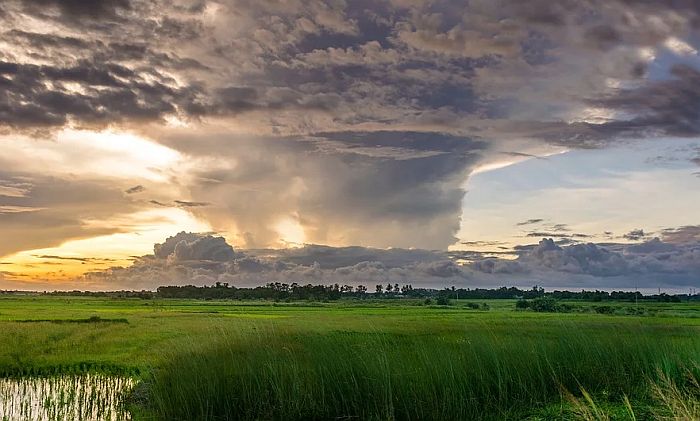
[0, 295, 698, 420]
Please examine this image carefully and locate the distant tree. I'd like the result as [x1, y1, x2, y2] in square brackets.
[375, 285, 383, 295]
[356, 285, 367, 295]
[385, 283, 393, 294]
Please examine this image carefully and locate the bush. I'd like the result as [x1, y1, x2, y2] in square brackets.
[625, 307, 646, 316]
[435, 295, 451, 306]
[594, 305, 615, 314]
[529, 297, 560, 312]
[465, 302, 480, 309]
[517, 297, 565, 312]
[515, 299, 530, 310]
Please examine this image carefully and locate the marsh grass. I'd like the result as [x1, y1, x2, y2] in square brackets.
[15, 316, 129, 324]
[0, 374, 134, 420]
[563, 367, 700, 421]
[139, 322, 699, 420]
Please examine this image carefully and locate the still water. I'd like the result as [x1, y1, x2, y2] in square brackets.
[0, 374, 134, 420]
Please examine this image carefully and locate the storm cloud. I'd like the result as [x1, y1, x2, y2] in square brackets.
[2, 0, 700, 142]
[75, 232, 700, 291]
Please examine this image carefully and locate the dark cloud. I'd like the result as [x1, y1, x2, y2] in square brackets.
[516, 218, 544, 226]
[147, 199, 210, 208]
[33, 254, 116, 263]
[74, 233, 700, 291]
[153, 232, 236, 262]
[624, 238, 676, 254]
[470, 237, 700, 288]
[124, 185, 145, 194]
[661, 226, 700, 244]
[583, 25, 622, 51]
[525, 232, 591, 239]
[174, 200, 209, 208]
[0, 57, 201, 130]
[18, 0, 131, 20]
[623, 229, 647, 241]
[459, 240, 508, 247]
[502, 152, 548, 160]
[0, 0, 698, 146]
[591, 65, 700, 138]
[247, 244, 444, 270]
[519, 239, 630, 277]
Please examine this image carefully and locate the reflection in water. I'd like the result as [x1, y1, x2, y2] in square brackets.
[0, 374, 134, 420]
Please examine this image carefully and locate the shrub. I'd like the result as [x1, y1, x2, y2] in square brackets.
[594, 305, 615, 314]
[515, 299, 530, 310]
[529, 297, 560, 313]
[435, 295, 451, 306]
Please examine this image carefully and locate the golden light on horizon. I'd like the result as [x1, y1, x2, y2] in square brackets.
[0, 208, 212, 284]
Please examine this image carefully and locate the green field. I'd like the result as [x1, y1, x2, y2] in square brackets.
[0, 296, 698, 420]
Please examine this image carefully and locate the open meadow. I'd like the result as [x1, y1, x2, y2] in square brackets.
[0, 295, 698, 420]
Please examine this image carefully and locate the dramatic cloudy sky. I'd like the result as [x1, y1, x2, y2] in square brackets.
[1, 0, 699, 291]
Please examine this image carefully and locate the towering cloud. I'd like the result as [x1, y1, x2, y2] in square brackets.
[154, 231, 236, 262]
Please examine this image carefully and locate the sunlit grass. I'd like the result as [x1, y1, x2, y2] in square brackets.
[139, 322, 699, 420]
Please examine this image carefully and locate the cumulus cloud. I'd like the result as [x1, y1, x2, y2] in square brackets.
[76, 232, 700, 291]
[153, 231, 236, 262]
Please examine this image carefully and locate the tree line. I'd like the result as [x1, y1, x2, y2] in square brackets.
[2, 283, 695, 302]
[17, 283, 693, 302]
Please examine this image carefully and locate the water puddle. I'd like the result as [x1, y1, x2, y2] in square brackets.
[0, 374, 134, 420]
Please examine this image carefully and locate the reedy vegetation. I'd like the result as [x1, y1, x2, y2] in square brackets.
[139, 322, 699, 420]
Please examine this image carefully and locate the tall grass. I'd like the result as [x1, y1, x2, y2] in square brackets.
[564, 367, 700, 420]
[138, 322, 699, 420]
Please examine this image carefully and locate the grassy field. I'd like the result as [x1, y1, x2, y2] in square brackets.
[0, 296, 698, 419]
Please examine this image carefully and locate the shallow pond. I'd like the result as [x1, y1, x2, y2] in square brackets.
[0, 374, 134, 420]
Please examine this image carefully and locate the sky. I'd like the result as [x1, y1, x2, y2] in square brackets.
[0, 0, 699, 291]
